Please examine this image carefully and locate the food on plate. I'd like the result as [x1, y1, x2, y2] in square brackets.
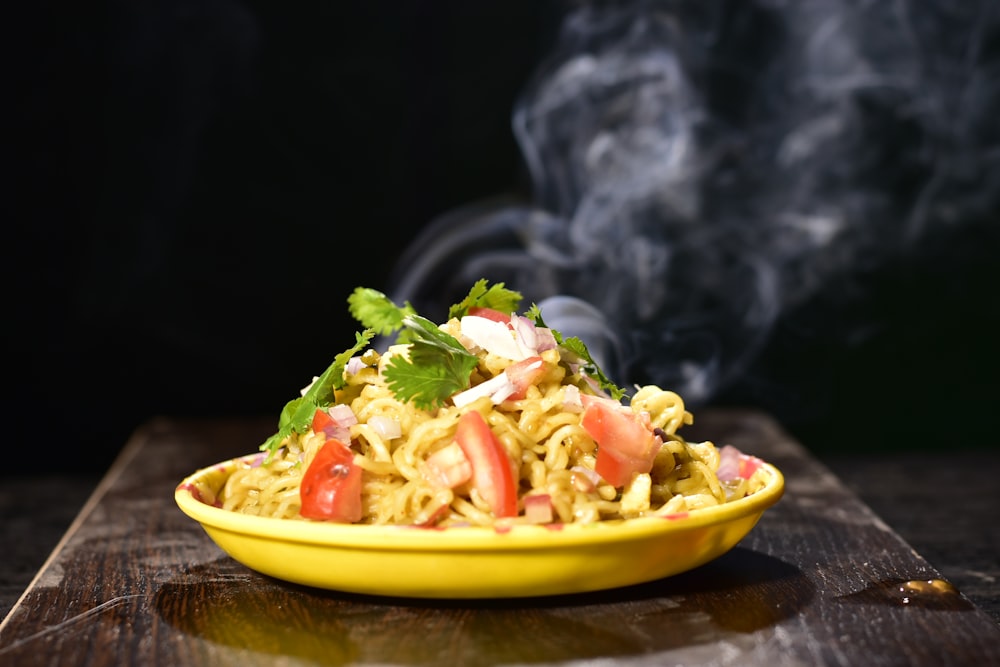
[216, 280, 769, 527]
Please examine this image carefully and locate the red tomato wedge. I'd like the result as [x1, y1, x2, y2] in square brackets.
[580, 396, 662, 488]
[299, 437, 363, 522]
[467, 306, 512, 324]
[454, 410, 518, 517]
[504, 356, 547, 401]
[311, 408, 335, 434]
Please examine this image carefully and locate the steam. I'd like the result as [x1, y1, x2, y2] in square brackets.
[388, 0, 1000, 404]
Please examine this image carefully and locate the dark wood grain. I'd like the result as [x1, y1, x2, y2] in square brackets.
[1, 411, 998, 666]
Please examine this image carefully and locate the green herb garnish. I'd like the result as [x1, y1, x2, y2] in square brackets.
[448, 278, 523, 319]
[260, 281, 628, 454]
[382, 315, 479, 410]
[348, 287, 416, 336]
[558, 336, 627, 400]
[259, 329, 375, 459]
[527, 303, 627, 400]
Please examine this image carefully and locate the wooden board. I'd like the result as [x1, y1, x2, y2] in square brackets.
[1, 411, 998, 666]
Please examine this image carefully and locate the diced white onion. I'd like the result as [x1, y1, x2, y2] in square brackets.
[367, 415, 402, 440]
[451, 372, 515, 408]
[562, 385, 583, 412]
[460, 316, 533, 361]
[346, 356, 366, 375]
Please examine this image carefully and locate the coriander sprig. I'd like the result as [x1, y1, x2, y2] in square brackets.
[382, 315, 479, 410]
[527, 303, 626, 400]
[260, 281, 629, 454]
[348, 287, 416, 336]
[259, 329, 375, 459]
[447, 278, 523, 319]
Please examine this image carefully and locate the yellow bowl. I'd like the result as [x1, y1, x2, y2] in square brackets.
[175, 455, 784, 598]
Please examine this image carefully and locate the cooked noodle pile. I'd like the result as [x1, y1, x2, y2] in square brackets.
[220, 320, 768, 526]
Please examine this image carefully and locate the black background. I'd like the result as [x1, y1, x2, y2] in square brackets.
[8, 1, 999, 476]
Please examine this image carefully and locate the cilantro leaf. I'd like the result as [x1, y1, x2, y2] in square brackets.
[324, 329, 377, 393]
[383, 343, 479, 410]
[558, 335, 627, 400]
[259, 328, 375, 459]
[400, 314, 467, 351]
[258, 281, 627, 462]
[382, 314, 479, 409]
[527, 302, 627, 400]
[448, 279, 523, 319]
[525, 303, 546, 327]
[348, 287, 415, 336]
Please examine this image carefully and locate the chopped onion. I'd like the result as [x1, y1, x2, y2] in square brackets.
[524, 494, 554, 524]
[346, 356, 366, 375]
[451, 372, 516, 408]
[367, 415, 402, 440]
[570, 465, 602, 491]
[328, 404, 358, 426]
[581, 375, 610, 397]
[313, 404, 357, 443]
[420, 442, 472, 489]
[510, 316, 538, 353]
[562, 385, 583, 412]
[716, 444, 764, 482]
[460, 316, 534, 361]
[322, 425, 351, 443]
[534, 327, 557, 352]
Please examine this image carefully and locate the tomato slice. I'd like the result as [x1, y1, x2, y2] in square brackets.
[467, 306, 512, 324]
[504, 356, 547, 401]
[454, 410, 518, 517]
[580, 398, 662, 487]
[311, 408, 335, 434]
[299, 438, 363, 522]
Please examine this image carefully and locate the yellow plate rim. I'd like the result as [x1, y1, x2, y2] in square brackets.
[175, 454, 785, 552]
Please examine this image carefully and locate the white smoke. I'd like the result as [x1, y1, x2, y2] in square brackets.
[388, 0, 1000, 405]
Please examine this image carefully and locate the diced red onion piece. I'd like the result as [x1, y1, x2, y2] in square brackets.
[570, 465, 602, 491]
[716, 444, 764, 481]
[328, 403, 358, 426]
[510, 316, 539, 355]
[524, 494, 554, 524]
[716, 445, 741, 481]
[534, 327, 557, 352]
[313, 404, 356, 443]
[346, 356, 366, 375]
[581, 375, 610, 398]
[326, 425, 351, 443]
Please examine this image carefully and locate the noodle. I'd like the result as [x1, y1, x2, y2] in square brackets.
[222, 310, 769, 527]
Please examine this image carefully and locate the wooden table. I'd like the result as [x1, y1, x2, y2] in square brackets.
[2, 411, 998, 666]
